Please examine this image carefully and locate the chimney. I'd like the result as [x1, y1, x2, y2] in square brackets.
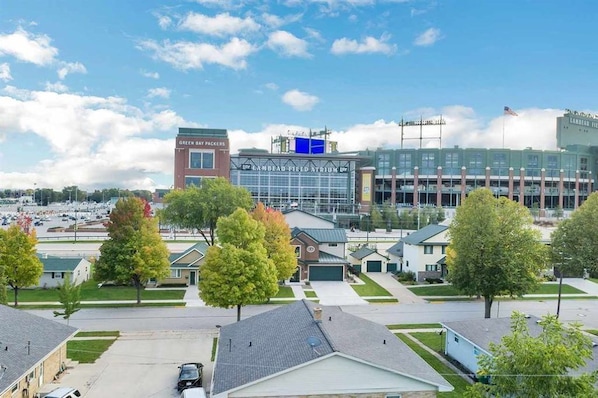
[313, 307, 322, 322]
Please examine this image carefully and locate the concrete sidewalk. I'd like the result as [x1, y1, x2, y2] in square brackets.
[366, 272, 427, 304]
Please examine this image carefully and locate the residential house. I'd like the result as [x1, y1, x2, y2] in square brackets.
[37, 255, 91, 288]
[291, 227, 349, 282]
[386, 241, 404, 273]
[283, 208, 335, 229]
[441, 316, 598, 379]
[349, 246, 392, 273]
[400, 224, 449, 282]
[157, 242, 209, 286]
[0, 305, 78, 398]
[211, 299, 453, 397]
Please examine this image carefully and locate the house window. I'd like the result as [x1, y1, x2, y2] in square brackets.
[424, 245, 433, 254]
[189, 150, 214, 169]
[426, 264, 439, 272]
[474, 347, 480, 356]
[454, 336, 459, 343]
[441, 245, 447, 254]
[328, 243, 338, 247]
[294, 246, 301, 258]
[170, 269, 181, 278]
[52, 272, 62, 279]
[11, 383, 18, 393]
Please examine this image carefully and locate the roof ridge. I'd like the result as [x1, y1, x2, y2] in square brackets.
[301, 300, 338, 353]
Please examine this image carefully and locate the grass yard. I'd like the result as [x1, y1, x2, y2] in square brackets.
[366, 298, 398, 303]
[304, 290, 318, 298]
[14, 280, 186, 302]
[351, 274, 392, 297]
[211, 338, 218, 361]
[396, 334, 470, 397]
[75, 331, 120, 338]
[272, 286, 294, 298]
[67, 339, 116, 363]
[410, 332, 444, 352]
[408, 283, 585, 297]
[386, 323, 442, 330]
[12, 302, 186, 309]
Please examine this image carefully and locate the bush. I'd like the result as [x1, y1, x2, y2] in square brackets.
[395, 271, 416, 282]
[348, 265, 361, 277]
[425, 277, 443, 284]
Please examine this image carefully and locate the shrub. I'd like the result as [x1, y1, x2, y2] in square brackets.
[396, 271, 416, 282]
[425, 277, 444, 284]
[348, 265, 361, 277]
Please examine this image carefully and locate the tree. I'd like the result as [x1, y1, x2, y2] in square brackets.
[53, 274, 81, 325]
[95, 197, 170, 304]
[447, 188, 547, 318]
[382, 202, 399, 229]
[200, 208, 278, 321]
[0, 225, 43, 306]
[553, 205, 564, 220]
[252, 202, 297, 281]
[550, 192, 598, 278]
[160, 178, 253, 246]
[369, 205, 384, 229]
[465, 312, 598, 398]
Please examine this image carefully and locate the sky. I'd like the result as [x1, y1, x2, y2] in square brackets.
[0, 0, 597, 192]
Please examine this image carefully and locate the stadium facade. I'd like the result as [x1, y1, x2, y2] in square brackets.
[173, 110, 598, 222]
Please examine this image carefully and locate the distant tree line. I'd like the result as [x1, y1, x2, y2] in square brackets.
[0, 187, 153, 205]
[358, 203, 446, 231]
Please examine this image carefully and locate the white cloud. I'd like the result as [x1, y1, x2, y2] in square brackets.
[158, 15, 172, 29]
[265, 82, 278, 90]
[304, 27, 324, 42]
[44, 81, 68, 92]
[282, 89, 319, 111]
[414, 27, 442, 46]
[0, 27, 58, 65]
[141, 70, 160, 79]
[147, 87, 171, 99]
[179, 12, 260, 36]
[267, 30, 311, 58]
[137, 37, 257, 70]
[0, 86, 198, 190]
[57, 61, 87, 80]
[331, 34, 396, 55]
[0, 63, 12, 81]
[261, 12, 303, 28]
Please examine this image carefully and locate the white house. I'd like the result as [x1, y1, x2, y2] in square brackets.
[400, 224, 449, 282]
[283, 209, 335, 229]
[348, 246, 392, 273]
[37, 255, 91, 288]
[211, 299, 453, 397]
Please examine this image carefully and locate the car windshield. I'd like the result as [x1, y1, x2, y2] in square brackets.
[180, 365, 199, 380]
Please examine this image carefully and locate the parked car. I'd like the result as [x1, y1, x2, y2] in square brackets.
[34, 220, 43, 226]
[180, 387, 207, 398]
[177, 362, 203, 392]
[44, 387, 81, 398]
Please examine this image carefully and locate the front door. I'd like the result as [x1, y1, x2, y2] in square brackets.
[189, 271, 196, 285]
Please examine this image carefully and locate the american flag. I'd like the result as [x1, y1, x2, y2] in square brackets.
[504, 106, 518, 116]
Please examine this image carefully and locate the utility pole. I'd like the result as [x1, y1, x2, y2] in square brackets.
[74, 188, 78, 243]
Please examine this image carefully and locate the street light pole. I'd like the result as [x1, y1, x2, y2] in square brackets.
[73, 188, 78, 243]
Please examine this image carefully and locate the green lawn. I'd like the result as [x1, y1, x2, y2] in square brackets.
[351, 273, 392, 297]
[75, 331, 120, 338]
[387, 323, 442, 330]
[408, 283, 585, 297]
[304, 290, 318, 298]
[67, 339, 116, 363]
[14, 280, 186, 302]
[589, 278, 598, 284]
[585, 330, 598, 336]
[410, 332, 444, 352]
[272, 286, 294, 298]
[16, 302, 186, 309]
[366, 298, 398, 303]
[396, 334, 470, 397]
[211, 337, 218, 361]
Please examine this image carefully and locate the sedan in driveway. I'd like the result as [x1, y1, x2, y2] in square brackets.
[177, 362, 203, 392]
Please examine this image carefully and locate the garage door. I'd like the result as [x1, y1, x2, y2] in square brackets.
[366, 260, 382, 272]
[309, 266, 344, 281]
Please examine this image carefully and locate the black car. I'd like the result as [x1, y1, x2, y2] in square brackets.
[177, 362, 203, 392]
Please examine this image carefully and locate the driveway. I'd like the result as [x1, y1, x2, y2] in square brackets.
[365, 272, 427, 304]
[309, 281, 368, 306]
[53, 329, 217, 398]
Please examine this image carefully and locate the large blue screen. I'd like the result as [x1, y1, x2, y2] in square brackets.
[295, 137, 325, 154]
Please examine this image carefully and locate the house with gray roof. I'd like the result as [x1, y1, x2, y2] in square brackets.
[0, 305, 78, 398]
[155, 242, 209, 286]
[282, 209, 336, 229]
[386, 240, 404, 273]
[211, 299, 452, 397]
[400, 224, 449, 282]
[290, 227, 349, 282]
[37, 254, 91, 288]
[441, 316, 598, 380]
[349, 246, 391, 273]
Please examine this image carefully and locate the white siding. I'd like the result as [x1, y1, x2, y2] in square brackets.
[360, 252, 390, 273]
[220, 354, 437, 397]
[320, 243, 345, 258]
[402, 230, 449, 278]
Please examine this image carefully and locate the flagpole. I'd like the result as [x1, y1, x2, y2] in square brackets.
[502, 114, 505, 148]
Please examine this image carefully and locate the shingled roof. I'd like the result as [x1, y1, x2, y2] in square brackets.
[38, 255, 84, 272]
[402, 224, 448, 245]
[291, 227, 348, 243]
[0, 305, 77, 395]
[212, 299, 452, 395]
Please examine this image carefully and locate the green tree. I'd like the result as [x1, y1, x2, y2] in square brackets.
[382, 202, 399, 230]
[160, 178, 253, 246]
[95, 197, 170, 304]
[369, 205, 384, 229]
[436, 206, 446, 223]
[200, 208, 278, 321]
[447, 188, 546, 318]
[553, 205, 564, 220]
[465, 312, 598, 398]
[252, 203, 297, 281]
[530, 202, 541, 221]
[53, 274, 81, 325]
[0, 225, 43, 306]
[551, 192, 598, 278]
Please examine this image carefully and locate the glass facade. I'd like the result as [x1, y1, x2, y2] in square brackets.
[230, 154, 357, 214]
[189, 150, 214, 169]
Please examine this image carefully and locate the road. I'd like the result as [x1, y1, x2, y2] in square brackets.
[27, 297, 598, 331]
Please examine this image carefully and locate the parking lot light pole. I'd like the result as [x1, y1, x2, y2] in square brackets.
[73, 188, 78, 243]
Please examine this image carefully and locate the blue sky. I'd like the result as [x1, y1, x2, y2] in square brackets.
[0, 0, 596, 191]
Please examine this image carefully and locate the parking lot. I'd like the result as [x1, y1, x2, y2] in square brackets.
[50, 330, 218, 398]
